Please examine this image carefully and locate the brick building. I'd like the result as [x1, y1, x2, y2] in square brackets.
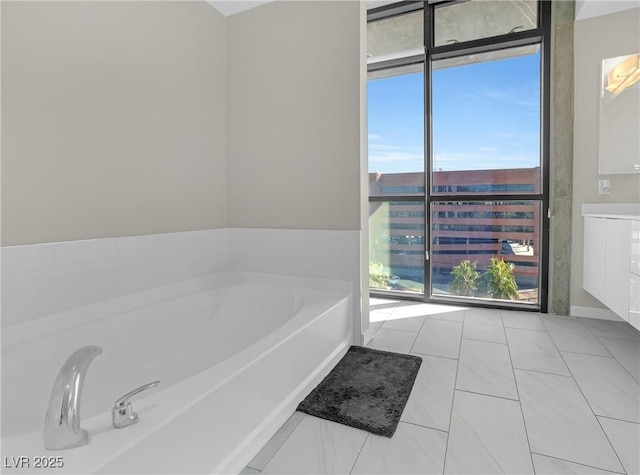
[369, 167, 541, 293]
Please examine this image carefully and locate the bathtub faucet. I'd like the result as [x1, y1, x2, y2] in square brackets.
[44, 345, 103, 450]
[112, 380, 161, 429]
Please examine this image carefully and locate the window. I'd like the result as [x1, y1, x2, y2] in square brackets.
[434, 0, 538, 47]
[368, 0, 550, 310]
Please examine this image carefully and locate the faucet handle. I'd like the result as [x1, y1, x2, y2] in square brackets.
[112, 381, 160, 429]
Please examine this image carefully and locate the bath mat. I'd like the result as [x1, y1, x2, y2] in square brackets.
[296, 346, 421, 437]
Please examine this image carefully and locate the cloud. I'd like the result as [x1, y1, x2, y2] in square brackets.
[369, 143, 401, 152]
[433, 150, 539, 171]
[369, 151, 423, 163]
[512, 98, 540, 109]
[476, 86, 540, 112]
[488, 131, 540, 145]
[477, 146, 499, 152]
[479, 89, 511, 100]
[368, 136, 423, 165]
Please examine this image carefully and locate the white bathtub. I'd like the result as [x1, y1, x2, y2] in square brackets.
[1, 272, 352, 474]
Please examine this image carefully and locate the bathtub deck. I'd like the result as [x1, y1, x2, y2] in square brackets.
[242, 300, 640, 475]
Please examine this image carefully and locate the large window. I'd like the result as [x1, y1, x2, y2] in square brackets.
[367, 0, 550, 311]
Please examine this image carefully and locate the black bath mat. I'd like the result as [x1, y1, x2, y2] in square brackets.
[296, 346, 422, 437]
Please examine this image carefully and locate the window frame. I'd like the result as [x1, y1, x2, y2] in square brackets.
[367, 0, 551, 312]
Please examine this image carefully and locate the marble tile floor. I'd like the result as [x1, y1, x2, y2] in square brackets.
[242, 299, 640, 475]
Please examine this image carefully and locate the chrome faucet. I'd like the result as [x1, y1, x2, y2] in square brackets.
[112, 381, 160, 429]
[44, 345, 103, 450]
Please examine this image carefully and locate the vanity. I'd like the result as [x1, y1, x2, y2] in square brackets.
[582, 203, 640, 330]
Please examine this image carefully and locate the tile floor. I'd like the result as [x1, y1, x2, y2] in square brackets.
[242, 300, 640, 474]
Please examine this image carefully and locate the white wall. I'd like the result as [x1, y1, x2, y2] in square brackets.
[1, 1, 228, 246]
[571, 8, 640, 312]
[2, 0, 363, 241]
[225, 0, 364, 339]
[226, 0, 361, 231]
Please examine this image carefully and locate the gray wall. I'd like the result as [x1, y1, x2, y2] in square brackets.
[571, 8, 640, 310]
[226, 1, 361, 230]
[548, 0, 574, 316]
[1, 1, 228, 246]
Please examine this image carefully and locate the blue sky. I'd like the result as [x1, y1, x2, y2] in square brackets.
[368, 49, 541, 173]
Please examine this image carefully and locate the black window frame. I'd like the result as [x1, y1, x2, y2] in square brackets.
[367, 0, 551, 312]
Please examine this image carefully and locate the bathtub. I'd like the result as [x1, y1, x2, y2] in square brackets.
[1, 272, 352, 474]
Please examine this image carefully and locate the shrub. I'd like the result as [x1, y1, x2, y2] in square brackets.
[369, 261, 390, 289]
[482, 257, 519, 300]
[450, 260, 480, 297]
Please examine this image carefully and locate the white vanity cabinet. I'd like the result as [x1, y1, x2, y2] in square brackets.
[582, 204, 640, 330]
[583, 216, 607, 302]
[630, 220, 640, 328]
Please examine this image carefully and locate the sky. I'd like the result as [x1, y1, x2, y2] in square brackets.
[368, 49, 541, 174]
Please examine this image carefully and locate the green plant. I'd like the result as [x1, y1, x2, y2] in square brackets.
[481, 257, 519, 300]
[450, 260, 480, 297]
[369, 261, 390, 289]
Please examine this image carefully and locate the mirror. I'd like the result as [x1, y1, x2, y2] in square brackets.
[599, 53, 640, 174]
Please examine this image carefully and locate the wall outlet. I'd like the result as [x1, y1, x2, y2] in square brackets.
[599, 179, 611, 195]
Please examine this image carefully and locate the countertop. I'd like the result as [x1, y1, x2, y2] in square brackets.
[581, 203, 640, 220]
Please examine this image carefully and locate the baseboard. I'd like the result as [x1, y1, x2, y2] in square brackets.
[569, 305, 624, 322]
